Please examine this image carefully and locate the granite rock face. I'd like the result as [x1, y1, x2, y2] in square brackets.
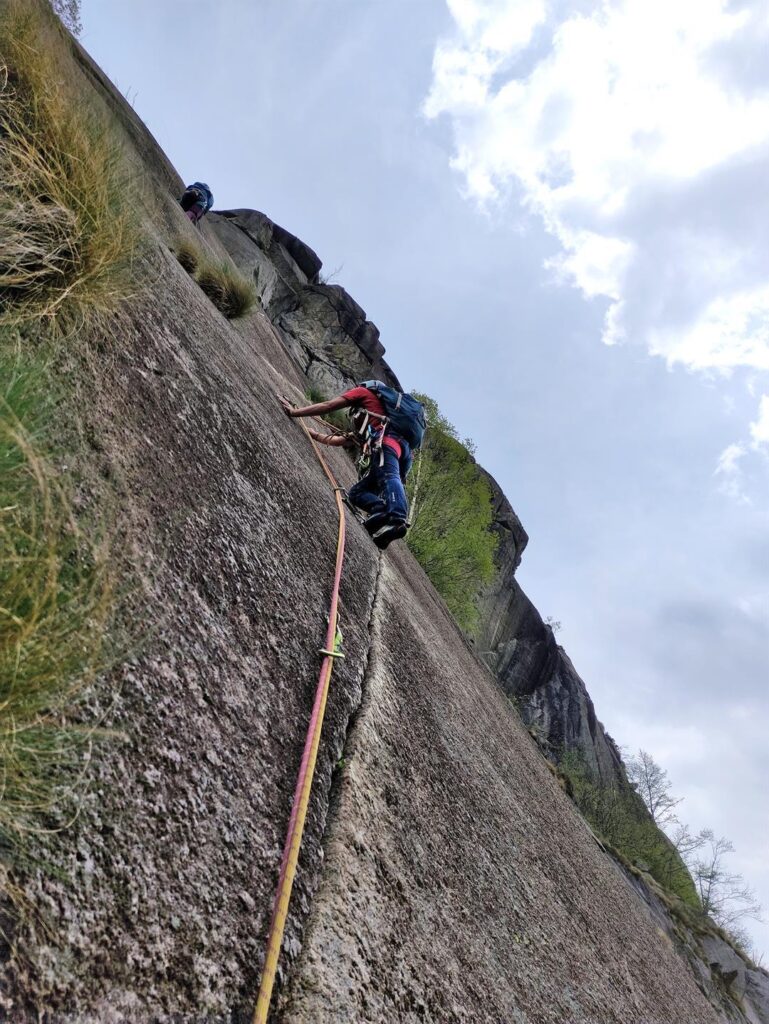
[475, 476, 626, 785]
[209, 209, 399, 397]
[213, 201, 627, 787]
[3, 9, 768, 1023]
[622, 866, 769, 1024]
[212, 206, 632, 788]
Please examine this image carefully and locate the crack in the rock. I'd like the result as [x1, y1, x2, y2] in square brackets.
[272, 552, 385, 1024]
[328, 552, 385, 814]
[274, 553, 385, 1019]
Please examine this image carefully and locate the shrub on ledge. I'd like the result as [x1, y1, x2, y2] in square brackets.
[406, 394, 497, 634]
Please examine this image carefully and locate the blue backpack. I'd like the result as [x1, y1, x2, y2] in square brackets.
[360, 380, 426, 450]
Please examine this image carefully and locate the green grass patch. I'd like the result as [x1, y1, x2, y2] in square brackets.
[406, 394, 498, 633]
[301, 385, 351, 435]
[0, 0, 137, 337]
[0, 350, 113, 847]
[559, 749, 700, 907]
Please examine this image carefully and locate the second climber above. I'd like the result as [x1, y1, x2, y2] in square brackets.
[179, 181, 214, 225]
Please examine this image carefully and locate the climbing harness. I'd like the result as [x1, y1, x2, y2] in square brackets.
[344, 405, 388, 470]
[252, 417, 348, 1024]
[309, 405, 382, 475]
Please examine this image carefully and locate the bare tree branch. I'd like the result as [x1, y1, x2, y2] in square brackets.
[626, 749, 682, 829]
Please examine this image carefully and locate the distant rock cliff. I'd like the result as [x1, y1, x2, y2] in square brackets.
[210, 209, 399, 395]
[474, 476, 625, 785]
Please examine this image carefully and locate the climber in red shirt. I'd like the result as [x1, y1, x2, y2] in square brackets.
[279, 385, 411, 548]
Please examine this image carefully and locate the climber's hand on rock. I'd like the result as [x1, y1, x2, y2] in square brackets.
[279, 396, 295, 417]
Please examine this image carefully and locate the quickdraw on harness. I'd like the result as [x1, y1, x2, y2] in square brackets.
[347, 406, 390, 474]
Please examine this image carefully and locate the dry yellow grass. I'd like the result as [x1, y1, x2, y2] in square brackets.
[0, 0, 136, 336]
[0, 355, 113, 843]
[175, 239, 255, 318]
[175, 238, 201, 276]
[0, 4, 123, 862]
[195, 258, 257, 319]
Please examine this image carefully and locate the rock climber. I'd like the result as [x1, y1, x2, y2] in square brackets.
[180, 182, 214, 225]
[280, 382, 426, 549]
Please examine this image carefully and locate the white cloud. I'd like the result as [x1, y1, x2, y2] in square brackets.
[716, 442, 746, 476]
[425, 0, 769, 373]
[749, 394, 769, 449]
[650, 287, 769, 373]
[424, 0, 546, 118]
[711, 392, 769, 503]
[714, 442, 750, 502]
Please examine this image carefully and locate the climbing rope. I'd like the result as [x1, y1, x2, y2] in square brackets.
[252, 416, 348, 1024]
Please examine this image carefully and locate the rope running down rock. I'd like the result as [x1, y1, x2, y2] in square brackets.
[252, 416, 348, 1024]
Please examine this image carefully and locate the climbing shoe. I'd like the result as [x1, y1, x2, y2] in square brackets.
[371, 519, 408, 549]
[363, 510, 391, 535]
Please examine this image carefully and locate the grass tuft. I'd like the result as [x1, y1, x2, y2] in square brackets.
[175, 240, 256, 320]
[0, 352, 112, 845]
[175, 239, 200, 276]
[0, 0, 136, 336]
[196, 259, 256, 320]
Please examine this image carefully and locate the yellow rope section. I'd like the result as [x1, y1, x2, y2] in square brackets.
[253, 418, 347, 1024]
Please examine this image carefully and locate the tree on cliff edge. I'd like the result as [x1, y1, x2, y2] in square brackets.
[691, 831, 762, 933]
[626, 749, 682, 828]
[628, 750, 762, 940]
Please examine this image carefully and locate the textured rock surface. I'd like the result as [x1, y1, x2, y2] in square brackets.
[281, 555, 723, 1024]
[212, 202, 633, 789]
[208, 210, 400, 397]
[2, 12, 768, 1024]
[2, 235, 381, 1020]
[622, 867, 769, 1024]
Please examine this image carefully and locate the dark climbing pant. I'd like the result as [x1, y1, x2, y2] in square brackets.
[348, 445, 408, 522]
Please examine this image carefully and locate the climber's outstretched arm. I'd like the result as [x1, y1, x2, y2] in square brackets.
[280, 395, 350, 418]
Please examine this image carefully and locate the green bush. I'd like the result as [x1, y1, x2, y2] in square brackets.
[559, 749, 700, 907]
[304, 385, 326, 405]
[406, 394, 497, 633]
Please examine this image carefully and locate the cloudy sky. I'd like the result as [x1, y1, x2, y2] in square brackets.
[82, 0, 769, 955]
